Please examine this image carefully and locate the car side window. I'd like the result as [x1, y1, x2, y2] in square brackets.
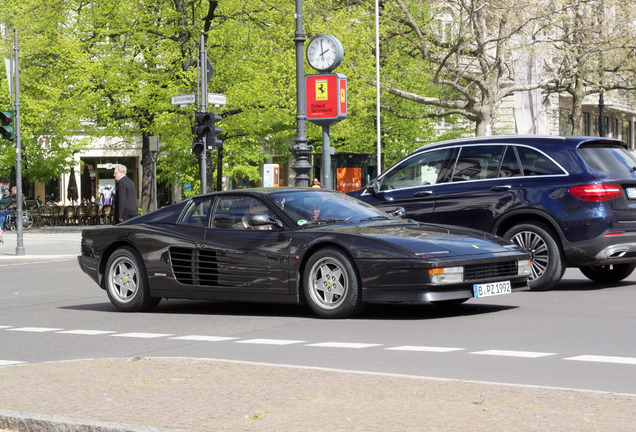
[380, 148, 453, 191]
[180, 198, 213, 227]
[516, 146, 564, 176]
[498, 146, 522, 177]
[452, 145, 505, 181]
[212, 196, 277, 230]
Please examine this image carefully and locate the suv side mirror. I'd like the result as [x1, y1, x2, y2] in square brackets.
[366, 179, 379, 195]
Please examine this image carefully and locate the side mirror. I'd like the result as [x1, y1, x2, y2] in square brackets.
[366, 179, 379, 195]
[248, 214, 284, 229]
[389, 207, 406, 218]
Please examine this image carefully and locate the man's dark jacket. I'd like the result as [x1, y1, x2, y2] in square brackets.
[113, 175, 138, 224]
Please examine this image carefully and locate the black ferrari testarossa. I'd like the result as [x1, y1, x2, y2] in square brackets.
[78, 188, 530, 318]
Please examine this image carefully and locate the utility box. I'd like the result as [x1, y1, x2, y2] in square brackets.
[263, 164, 280, 187]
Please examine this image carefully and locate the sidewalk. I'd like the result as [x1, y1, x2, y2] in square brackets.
[1, 229, 636, 431]
[1, 357, 635, 432]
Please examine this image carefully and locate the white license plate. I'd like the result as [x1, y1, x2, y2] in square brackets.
[473, 281, 511, 298]
[627, 187, 636, 199]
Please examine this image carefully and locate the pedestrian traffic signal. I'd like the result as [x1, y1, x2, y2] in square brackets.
[207, 114, 223, 150]
[191, 139, 205, 156]
[192, 111, 211, 156]
[0, 110, 15, 142]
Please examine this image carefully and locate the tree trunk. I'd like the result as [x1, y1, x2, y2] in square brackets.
[140, 131, 153, 213]
[570, 76, 586, 136]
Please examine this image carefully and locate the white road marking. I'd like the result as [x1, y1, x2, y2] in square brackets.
[307, 342, 382, 349]
[565, 355, 636, 365]
[57, 330, 118, 336]
[7, 327, 63, 333]
[471, 350, 556, 358]
[3, 326, 636, 368]
[0, 360, 25, 367]
[386, 346, 464, 353]
[111, 332, 174, 339]
[171, 335, 238, 342]
[236, 338, 305, 345]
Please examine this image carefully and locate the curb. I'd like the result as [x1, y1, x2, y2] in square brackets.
[0, 409, 184, 432]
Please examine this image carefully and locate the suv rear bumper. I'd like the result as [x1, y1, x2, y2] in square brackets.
[564, 232, 636, 267]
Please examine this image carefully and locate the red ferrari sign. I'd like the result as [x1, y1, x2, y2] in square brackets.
[306, 73, 347, 127]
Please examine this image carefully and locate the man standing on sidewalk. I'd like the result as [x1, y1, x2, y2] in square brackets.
[112, 164, 138, 225]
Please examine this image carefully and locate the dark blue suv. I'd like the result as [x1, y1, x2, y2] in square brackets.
[350, 135, 636, 290]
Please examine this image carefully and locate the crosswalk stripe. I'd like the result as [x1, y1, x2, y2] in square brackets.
[386, 346, 464, 353]
[307, 342, 382, 349]
[7, 327, 63, 333]
[565, 355, 636, 365]
[171, 335, 238, 342]
[111, 332, 174, 339]
[471, 350, 555, 358]
[236, 338, 305, 345]
[57, 330, 117, 335]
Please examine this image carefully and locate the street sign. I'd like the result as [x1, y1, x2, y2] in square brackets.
[207, 93, 227, 106]
[171, 93, 196, 106]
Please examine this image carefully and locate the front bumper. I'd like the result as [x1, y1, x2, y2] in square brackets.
[362, 279, 529, 303]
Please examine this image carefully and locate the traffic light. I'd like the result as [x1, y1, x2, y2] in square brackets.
[207, 114, 223, 150]
[0, 110, 15, 142]
[192, 111, 211, 156]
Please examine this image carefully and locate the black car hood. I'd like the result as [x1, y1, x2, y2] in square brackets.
[323, 220, 519, 257]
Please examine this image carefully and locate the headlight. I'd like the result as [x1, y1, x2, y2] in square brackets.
[518, 259, 531, 276]
[429, 266, 463, 284]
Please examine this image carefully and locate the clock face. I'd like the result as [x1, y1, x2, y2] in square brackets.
[306, 35, 343, 72]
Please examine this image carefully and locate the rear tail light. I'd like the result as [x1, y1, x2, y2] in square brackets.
[568, 183, 623, 201]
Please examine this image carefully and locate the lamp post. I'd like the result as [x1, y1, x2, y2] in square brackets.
[290, 0, 313, 187]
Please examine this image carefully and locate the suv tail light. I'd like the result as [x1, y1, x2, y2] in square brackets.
[568, 183, 623, 201]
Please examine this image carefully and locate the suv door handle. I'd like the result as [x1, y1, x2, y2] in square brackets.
[491, 185, 512, 191]
[414, 190, 433, 197]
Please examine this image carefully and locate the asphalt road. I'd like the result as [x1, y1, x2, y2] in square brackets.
[2, 228, 636, 395]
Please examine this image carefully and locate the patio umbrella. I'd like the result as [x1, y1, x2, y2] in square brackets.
[67, 167, 79, 204]
[81, 165, 91, 201]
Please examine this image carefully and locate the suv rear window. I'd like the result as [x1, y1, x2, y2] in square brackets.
[577, 144, 636, 175]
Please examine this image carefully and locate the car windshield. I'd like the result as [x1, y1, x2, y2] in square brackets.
[577, 144, 636, 175]
[268, 190, 393, 226]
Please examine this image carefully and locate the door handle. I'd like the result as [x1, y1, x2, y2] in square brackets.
[414, 190, 433, 197]
[491, 185, 512, 191]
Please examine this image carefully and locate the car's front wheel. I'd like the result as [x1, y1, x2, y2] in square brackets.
[579, 263, 636, 283]
[504, 222, 564, 291]
[303, 248, 365, 318]
[104, 246, 160, 312]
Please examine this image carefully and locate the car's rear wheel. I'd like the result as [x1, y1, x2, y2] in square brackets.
[105, 246, 160, 312]
[303, 248, 365, 318]
[504, 222, 564, 291]
[579, 263, 636, 283]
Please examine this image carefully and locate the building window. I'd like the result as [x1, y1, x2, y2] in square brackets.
[613, 118, 619, 138]
[581, 112, 589, 135]
[623, 121, 632, 147]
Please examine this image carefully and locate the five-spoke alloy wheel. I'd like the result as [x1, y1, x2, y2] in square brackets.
[105, 246, 160, 312]
[303, 248, 364, 318]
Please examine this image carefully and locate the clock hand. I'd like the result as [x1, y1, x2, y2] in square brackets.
[320, 47, 330, 57]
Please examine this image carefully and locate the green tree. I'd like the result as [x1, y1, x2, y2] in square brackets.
[379, 0, 550, 136]
[541, 0, 636, 135]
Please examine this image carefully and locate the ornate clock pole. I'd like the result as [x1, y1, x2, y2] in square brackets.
[290, 0, 313, 187]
